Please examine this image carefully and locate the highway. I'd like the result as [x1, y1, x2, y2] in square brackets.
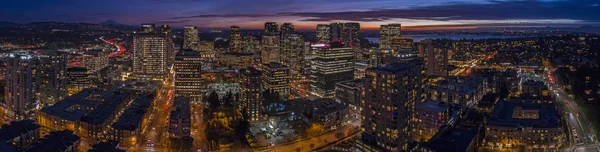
[539, 69, 600, 152]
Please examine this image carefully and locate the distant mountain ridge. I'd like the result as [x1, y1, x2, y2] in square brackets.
[99, 20, 124, 25]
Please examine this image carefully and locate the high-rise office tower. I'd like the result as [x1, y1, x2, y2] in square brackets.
[229, 26, 242, 53]
[280, 23, 294, 39]
[183, 25, 199, 50]
[158, 24, 172, 37]
[199, 40, 216, 66]
[36, 50, 67, 106]
[389, 36, 413, 51]
[240, 67, 263, 121]
[316, 24, 331, 43]
[310, 43, 355, 98]
[343, 22, 360, 48]
[174, 49, 203, 103]
[133, 31, 170, 80]
[159, 24, 175, 67]
[82, 49, 109, 73]
[379, 24, 402, 49]
[5, 53, 35, 121]
[360, 61, 423, 151]
[243, 35, 261, 53]
[420, 41, 448, 77]
[330, 23, 344, 41]
[280, 33, 304, 75]
[141, 24, 155, 33]
[264, 22, 278, 34]
[262, 62, 290, 98]
[261, 33, 280, 64]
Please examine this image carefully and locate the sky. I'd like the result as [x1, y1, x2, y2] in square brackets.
[1, 0, 599, 30]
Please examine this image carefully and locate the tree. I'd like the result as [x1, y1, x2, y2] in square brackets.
[306, 123, 324, 137]
[224, 91, 233, 108]
[207, 91, 220, 119]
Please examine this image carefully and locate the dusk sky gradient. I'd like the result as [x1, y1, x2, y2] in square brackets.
[1, 0, 599, 30]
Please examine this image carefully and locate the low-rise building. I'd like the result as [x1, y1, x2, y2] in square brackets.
[221, 52, 254, 69]
[412, 100, 456, 142]
[89, 140, 125, 152]
[79, 90, 133, 140]
[37, 89, 102, 132]
[108, 94, 154, 149]
[425, 76, 487, 107]
[26, 130, 81, 152]
[301, 98, 349, 130]
[419, 126, 477, 152]
[169, 97, 191, 138]
[484, 100, 563, 149]
[334, 79, 363, 119]
[0, 120, 40, 149]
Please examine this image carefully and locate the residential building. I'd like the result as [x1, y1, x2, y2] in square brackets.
[36, 50, 68, 106]
[5, 53, 35, 121]
[413, 101, 454, 142]
[26, 130, 80, 152]
[419, 126, 477, 152]
[109, 94, 154, 149]
[484, 100, 563, 149]
[141, 24, 155, 33]
[360, 61, 423, 151]
[240, 67, 264, 121]
[420, 41, 448, 77]
[0, 120, 40, 149]
[133, 32, 170, 80]
[424, 76, 487, 107]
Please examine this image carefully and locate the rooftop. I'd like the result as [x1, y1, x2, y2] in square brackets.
[368, 62, 415, 73]
[0, 120, 40, 142]
[110, 94, 153, 131]
[170, 97, 191, 120]
[306, 98, 348, 116]
[488, 100, 560, 128]
[415, 100, 451, 113]
[26, 130, 80, 152]
[89, 140, 124, 152]
[422, 126, 476, 152]
[40, 88, 102, 121]
[336, 79, 363, 89]
[176, 49, 201, 57]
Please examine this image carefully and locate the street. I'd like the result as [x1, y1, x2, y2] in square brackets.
[137, 77, 175, 152]
[540, 69, 600, 152]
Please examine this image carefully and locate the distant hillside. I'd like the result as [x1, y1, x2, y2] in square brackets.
[0, 21, 21, 28]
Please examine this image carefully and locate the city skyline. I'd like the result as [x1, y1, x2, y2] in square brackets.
[2, 0, 600, 31]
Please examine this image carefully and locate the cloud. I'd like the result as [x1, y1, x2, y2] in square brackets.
[288, 0, 600, 23]
[154, 19, 191, 24]
[171, 14, 274, 19]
